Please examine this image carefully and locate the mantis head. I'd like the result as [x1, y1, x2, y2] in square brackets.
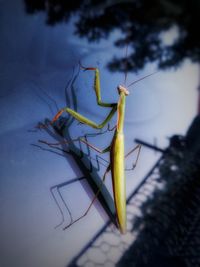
[117, 85, 130, 96]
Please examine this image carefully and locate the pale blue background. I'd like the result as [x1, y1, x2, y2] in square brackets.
[0, 1, 198, 267]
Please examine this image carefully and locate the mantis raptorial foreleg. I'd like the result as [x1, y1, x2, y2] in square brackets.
[52, 66, 117, 129]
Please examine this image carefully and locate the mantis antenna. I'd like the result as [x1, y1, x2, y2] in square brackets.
[127, 71, 158, 88]
[123, 44, 129, 87]
[122, 44, 158, 89]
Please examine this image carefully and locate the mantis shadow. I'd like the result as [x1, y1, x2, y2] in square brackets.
[33, 67, 118, 229]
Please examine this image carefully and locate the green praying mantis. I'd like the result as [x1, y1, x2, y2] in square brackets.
[52, 62, 157, 234]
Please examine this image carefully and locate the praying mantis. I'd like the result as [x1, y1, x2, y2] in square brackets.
[52, 62, 156, 234]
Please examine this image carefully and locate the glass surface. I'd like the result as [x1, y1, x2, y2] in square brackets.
[0, 1, 198, 267]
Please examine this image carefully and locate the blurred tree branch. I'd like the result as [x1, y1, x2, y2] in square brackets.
[24, 0, 200, 72]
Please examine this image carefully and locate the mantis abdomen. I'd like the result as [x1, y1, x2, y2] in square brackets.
[110, 132, 126, 234]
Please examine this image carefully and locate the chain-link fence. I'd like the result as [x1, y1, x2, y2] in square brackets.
[68, 156, 164, 267]
[68, 134, 200, 267]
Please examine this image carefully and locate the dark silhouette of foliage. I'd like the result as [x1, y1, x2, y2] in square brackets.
[24, 0, 200, 72]
[116, 117, 200, 266]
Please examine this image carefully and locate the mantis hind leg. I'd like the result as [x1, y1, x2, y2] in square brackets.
[125, 144, 142, 171]
[63, 164, 111, 230]
[50, 177, 85, 228]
